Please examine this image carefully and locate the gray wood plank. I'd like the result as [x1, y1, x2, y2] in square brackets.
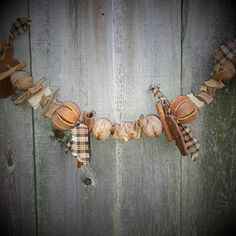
[0, 1, 37, 235]
[29, 0, 116, 235]
[182, 0, 236, 235]
[112, 1, 182, 235]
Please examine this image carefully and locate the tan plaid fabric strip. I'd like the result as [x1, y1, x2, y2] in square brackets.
[8, 17, 31, 47]
[178, 123, 200, 161]
[71, 123, 90, 166]
[213, 40, 236, 67]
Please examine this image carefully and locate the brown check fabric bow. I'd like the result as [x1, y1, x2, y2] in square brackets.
[8, 17, 31, 47]
[213, 39, 236, 66]
[210, 39, 236, 81]
[71, 123, 90, 167]
[178, 124, 200, 161]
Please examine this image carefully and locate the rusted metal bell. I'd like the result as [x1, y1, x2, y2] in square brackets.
[52, 101, 80, 131]
[170, 95, 199, 124]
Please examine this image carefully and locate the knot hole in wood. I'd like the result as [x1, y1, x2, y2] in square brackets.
[83, 177, 93, 186]
[6, 149, 15, 172]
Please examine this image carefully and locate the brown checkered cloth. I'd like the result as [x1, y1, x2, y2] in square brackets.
[178, 123, 200, 161]
[213, 39, 236, 66]
[159, 92, 200, 160]
[71, 123, 90, 167]
[8, 17, 31, 47]
[210, 39, 236, 80]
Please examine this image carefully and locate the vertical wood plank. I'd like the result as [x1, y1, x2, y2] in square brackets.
[1, 1, 235, 236]
[112, 1, 182, 235]
[29, 0, 116, 235]
[182, 1, 236, 235]
[0, 1, 37, 235]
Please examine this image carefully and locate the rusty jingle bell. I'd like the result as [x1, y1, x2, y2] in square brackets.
[170, 95, 199, 124]
[52, 101, 81, 131]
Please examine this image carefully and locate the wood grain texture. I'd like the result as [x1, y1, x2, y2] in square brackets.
[0, 0, 235, 235]
[182, 0, 236, 235]
[30, 0, 182, 235]
[29, 0, 116, 235]
[0, 1, 37, 235]
[112, 1, 181, 235]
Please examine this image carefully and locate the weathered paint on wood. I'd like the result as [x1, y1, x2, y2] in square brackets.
[0, 1, 37, 235]
[112, 1, 181, 235]
[182, 1, 236, 235]
[30, 0, 116, 235]
[0, 0, 235, 236]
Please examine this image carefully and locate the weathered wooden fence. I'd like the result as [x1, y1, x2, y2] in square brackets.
[0, 0, 236, 235]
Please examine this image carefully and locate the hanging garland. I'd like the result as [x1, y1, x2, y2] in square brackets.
[0, 17, 235, 168]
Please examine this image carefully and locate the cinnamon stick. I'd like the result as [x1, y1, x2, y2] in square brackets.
[155, 100, 173, 142]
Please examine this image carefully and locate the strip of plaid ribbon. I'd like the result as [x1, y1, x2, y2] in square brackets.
[213, 39, 236, 66]
[178, 123, 200, 161]
[71, 123, 90, 167]
[8, 17, 31, 47]
[159, 92, 200, 160]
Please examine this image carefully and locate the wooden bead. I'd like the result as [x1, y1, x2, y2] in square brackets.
[170, 96, 199, 124]
[52, 101, 80, 131]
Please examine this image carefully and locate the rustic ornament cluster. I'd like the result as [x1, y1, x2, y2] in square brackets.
[0, 17, 235, 168]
